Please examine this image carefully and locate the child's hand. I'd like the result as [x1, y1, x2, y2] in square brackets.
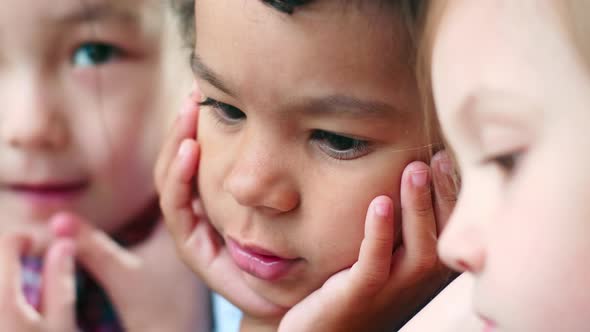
[0, 233, 77, 332]
[278, 151, 457, 332]
[50, 213, 211, 332]
[155, 96, 284, 317]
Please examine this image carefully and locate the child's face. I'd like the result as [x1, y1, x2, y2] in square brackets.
[0, 0, 181, 233]
[433, 1, 590, 331]
[195, 0, 430, 310]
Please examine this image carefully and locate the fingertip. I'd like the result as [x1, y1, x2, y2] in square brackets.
[180, 96, 198, 115]
[178, 139, 196, 159]
[370, 195, 393, 218]
[176, 139, 200, 182]
[49, 213, 79, 238]
[403, 161, 431, 189]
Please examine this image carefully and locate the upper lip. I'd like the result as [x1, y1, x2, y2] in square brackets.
[227, 236, 299, 261]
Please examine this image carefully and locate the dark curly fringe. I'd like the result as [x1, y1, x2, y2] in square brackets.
[261, 0, 313, 14]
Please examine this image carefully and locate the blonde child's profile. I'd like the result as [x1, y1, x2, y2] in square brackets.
[404, 1, 590, 331]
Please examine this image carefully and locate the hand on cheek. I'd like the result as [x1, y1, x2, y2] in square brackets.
[156, 93, 284, 317]
[279, 150, 457, 332]
[50, 213, 211, 332]
[0, 233, 77, 332]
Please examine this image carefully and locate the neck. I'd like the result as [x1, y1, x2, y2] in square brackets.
[240, 314, 282, 332]
[111, 196, 160, 247]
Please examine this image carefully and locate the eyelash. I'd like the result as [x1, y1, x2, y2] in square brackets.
[310, 130, 371, 161]
[199, 97, 245, 125]
[199, 97, 372, 161]
[482, 150, 525, 176]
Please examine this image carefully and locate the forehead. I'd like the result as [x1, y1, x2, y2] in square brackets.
[0, 0, 159, 28]
[194, 0, 417, 109]
[431, 0, 586, 122]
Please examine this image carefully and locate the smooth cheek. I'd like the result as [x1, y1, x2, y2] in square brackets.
[69, 78, 163, 232]
[196, 116, 230, 231]
[483, 160, 590, 331]
[301, 152, 416, 279]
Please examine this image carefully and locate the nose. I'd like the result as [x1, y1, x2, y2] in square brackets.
[0, 71, 68, 151]
[438, 205, 486, 273]
[223, 139, 300, 214]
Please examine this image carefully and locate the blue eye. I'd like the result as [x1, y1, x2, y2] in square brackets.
[311, 130, 371, 160]
[72, 43, 120, 67]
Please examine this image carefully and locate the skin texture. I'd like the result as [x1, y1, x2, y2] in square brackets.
[157, 0, 457, 331]
[432, 1, 590, 331]
[0, 1, 209, 331]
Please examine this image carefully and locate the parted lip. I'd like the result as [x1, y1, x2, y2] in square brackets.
[7, 181, 89, 193]
[226, 236, 302, 281]
[226, 236, 299, 261]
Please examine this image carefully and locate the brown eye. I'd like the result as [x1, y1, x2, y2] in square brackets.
[310, 130, 371, 160]
[199, 97, 245, 123]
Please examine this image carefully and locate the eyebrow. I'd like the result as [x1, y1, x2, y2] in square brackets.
[52, 1, 139, 26]
[191, 52, 235, 97]
[302, 95, 408, 119]
[455, 89, 540, 135]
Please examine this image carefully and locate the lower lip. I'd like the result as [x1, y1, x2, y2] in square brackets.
[227, 239, 299, 281]
[8, 185, 87, 206]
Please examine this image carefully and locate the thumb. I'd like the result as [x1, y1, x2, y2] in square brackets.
[50, 213, 140, 298]
[42, 239, 77, 331]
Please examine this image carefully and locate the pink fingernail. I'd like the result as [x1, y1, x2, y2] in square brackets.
[178, 140, 192, 159]
[411, 170, 430, 187]
[373, 200, 391, 218]
[438, 155, 453, 175]
[180, 99, 195, 114]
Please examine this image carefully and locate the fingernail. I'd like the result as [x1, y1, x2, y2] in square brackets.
[438, 154, 453, 175]
[178, 140, 192, 159]
[373, 199, 391, 218]
[411, 170, 430, 187]
[180, 99, 195, 114]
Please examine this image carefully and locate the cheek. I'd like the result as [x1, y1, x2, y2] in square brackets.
[196, 118, 232, 229]
[485, 181, 590, 328]
[302, 154, 409, 273]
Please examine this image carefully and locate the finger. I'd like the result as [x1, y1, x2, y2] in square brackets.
[399, 161, 438, 268]
[161, 139, 201, 243]
[350, 196, 395, 295]
[42, 239, 77, 330]
[154, 96, 200, 193]
[0, 234, 31, 302]
[431, 150, 458, 234]
[50, 213, 139, 297]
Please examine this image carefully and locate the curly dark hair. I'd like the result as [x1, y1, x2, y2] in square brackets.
[170, 0, 424, 51]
